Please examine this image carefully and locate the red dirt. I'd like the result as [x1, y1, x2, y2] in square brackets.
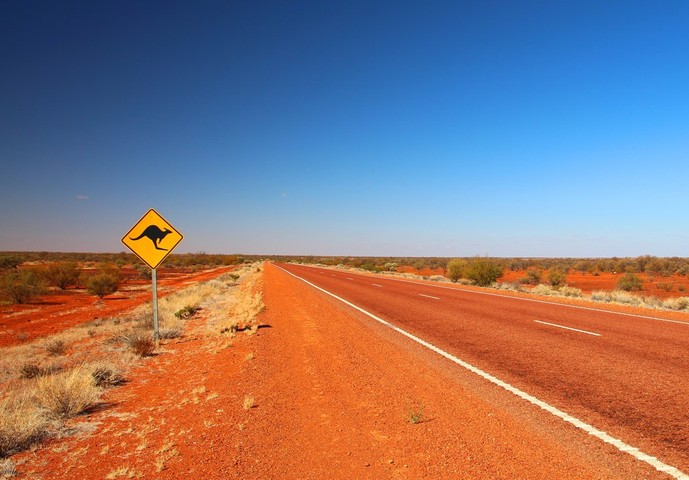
[0, 266, 238, 347]
[499, 270, 689, 298]
[397, 266, 445, 277]
[11, 263, 668, 479]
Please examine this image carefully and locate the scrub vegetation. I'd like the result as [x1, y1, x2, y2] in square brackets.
[0, 263, 262, 459]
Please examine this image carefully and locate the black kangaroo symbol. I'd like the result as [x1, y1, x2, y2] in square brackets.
[130, 225, 172, 251]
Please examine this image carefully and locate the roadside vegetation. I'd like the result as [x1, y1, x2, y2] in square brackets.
[274, 254, 689, 314]
[0, 263, 262, 460]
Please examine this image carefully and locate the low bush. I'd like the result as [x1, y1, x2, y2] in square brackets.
[446, 259, 467, 283]
[126, 333, 155, 357]
[1, 269, 46, 304]
[42, 262, 80, 290]
[617, 273, 643, 291]
[548, 269, 567, 287]
[465, 258, 503, 287]
[0, 255, 22, 271]
[85, 273, 120, 299]
[521, 268, 542, 285]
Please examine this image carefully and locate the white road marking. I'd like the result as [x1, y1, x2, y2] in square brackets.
[319, 267, 689, 327]
[372, 283, 383, 287]
[419, 293, 441, 300]
[277, 265, 689, 480]
[347, 277, 354, 281]
[534, 320, 601, 337]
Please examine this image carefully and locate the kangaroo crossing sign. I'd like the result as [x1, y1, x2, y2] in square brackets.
[122, 209, 183, 269]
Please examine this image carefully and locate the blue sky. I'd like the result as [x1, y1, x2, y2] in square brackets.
[1, 1, 688, 257]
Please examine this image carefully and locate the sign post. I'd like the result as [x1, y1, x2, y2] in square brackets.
[122, 209, 183, 341]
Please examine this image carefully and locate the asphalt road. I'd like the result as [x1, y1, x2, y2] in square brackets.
[276, 263, 689, 478]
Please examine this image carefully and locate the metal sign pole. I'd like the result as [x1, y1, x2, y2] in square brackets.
[152, 268, 159, 341]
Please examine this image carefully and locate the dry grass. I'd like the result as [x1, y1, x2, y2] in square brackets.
[87, 362, 124, 388]
[212, 267, 264, 336]
[32, 366, 101, 419]
[242, 395, 255, 410]
[0, 393, 49, 457]
[154, 439, 179, 472]
[0, 263, 264, 463]
[125, 334, 155, 357]
[0, 458, 17, 478]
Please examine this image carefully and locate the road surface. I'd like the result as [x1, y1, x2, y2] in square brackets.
[276, 262, 689, 478]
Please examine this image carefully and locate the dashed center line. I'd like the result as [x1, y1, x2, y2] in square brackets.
[346, 277, 354, 281]
[276, 265, 688, 479]
[372, 283, 383, 287]
[418, 293, 441, 300]
[534, 320, 601, 337]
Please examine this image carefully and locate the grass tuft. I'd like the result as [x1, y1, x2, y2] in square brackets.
[87, 362, 124, 388]
[126, 334, 155, 357]
[242, 395, 255, 410]
[0, 394, 50, 457]
[32, 366, 101, 419]
[407, 400, 425, 424]
[44, 340, 67, 356]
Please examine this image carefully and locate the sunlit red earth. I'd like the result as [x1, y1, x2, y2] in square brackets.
[4, 263, 688, 478]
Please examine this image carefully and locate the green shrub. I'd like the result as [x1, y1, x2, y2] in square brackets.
[617, 273, 643, 291]
[465, 258, 503, 287]
[85, 273, 120, 299]
[1, 269, 46, 304]
[548, 269, 567, 287]
[0, 255, 22, 271]
[174, 305, 200, 320]
[42, 262, 80, 290]
[446, 259, 467, 283]
[522, 268, 542, 285]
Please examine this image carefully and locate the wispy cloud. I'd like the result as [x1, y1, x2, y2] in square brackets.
[76, 194, 89, 201]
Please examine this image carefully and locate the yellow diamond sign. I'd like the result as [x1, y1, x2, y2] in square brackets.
[122, 209, 183, 269]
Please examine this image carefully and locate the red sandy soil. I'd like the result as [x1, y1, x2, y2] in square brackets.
[11, 264, 667, 479]
[0, 266, 238, 347]
[397, 266, 445, 277]
[398, 265, 689, 299]
[499, 270, 689, 299]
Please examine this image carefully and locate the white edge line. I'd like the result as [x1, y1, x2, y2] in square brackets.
[305, 265, 689, 326]
[276, 264, 689, 480]
[534, 320, 601, 337]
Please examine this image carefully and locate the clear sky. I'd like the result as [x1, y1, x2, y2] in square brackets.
[1, 1, 688, 258]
